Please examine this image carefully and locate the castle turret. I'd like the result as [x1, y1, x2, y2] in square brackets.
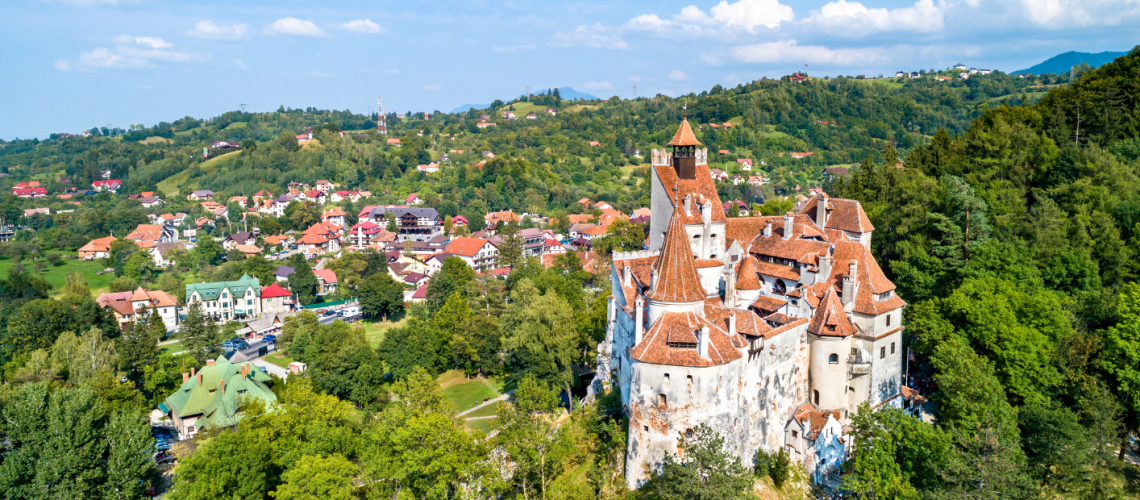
[807, 289, 857, 411]
[646, 199, 707, 324]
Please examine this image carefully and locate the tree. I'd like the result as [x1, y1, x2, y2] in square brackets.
[1102, 282, 1140, 458]
[277, 130, 301, 152]
[2, 298, 72, 361]
[63, 270, 90, 299]
[495, 225, 524, 269]
[646, 423, 753, 500]
[168, 429, 275, 500]
[50, 328, 118, 384]
[288, 257, 319, 307]
[502, 280, 578, 393]
[190, 237, 224, 268]
[425, 257, 475, 312]
[495, 374, 582, 499]
[180, 302, 224, 363]
[270, 454, 357, 500]
[119, 309, 164, 374]
[104, 410, 158, 500]
[358, 272, 404, 320]
[592, 218, 645, 255]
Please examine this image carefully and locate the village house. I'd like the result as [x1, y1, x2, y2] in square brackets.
[321, 207, 347, 227]
[185, 274, 262, 321]
[23, 207, 50, 217]
[151, 242, 189, 267]
[158, 357, 276, 440]
[313, 269, 338, 295]
[259, 283, 294, 314]
[92, 179, 123, 193]
[79, 236, 117, 260]
[13, 187, 47, 198]
[736, 158, 753, 170]
[444, 237, 498, 271]
[187, 190, 214, 201]
[140, 196, 164, 208]
[223, 231, 256, 251]
[484, 210, 522, 228]
[125, 224, 177, 248]
[97, 288, 181, 332]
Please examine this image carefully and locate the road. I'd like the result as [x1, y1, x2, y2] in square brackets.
[251, 358, 289, 379]
[457, 389, 515, 418]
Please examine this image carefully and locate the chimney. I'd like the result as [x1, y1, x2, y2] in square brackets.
[729, 314, 737, 337]
[634, 297, 645, 346]
[783, 212, 794, 240]
[724, 266, 737, 306]
[220, 379, 225, 394]
[684, 195, 692, 216]
[207, 359, 215, 366]
[763, 220, 772, 238]
[815, 194, 828, 229]
[191, 367, 196, 376]
[819, 253, 833, 279]
[700, 200, 711, 224]
[698, 327, 710, 360]
[623, 265, 632, 287]
[182, 372, 189, 383]
[197, 373, 203, 386]
[842, 261, 858, 305]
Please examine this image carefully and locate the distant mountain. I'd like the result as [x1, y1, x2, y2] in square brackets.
[448, 87, 599, 114]
[1013, 50, 1127, 75]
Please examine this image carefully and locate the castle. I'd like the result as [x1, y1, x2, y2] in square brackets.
[592, 119, 907, 487]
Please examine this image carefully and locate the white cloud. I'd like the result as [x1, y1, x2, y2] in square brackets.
[233, 58, 247, 70]
[334, 19, 382, 33]
[492, 44, 537, 52]
[583, 81, 613, 90]
[627, 0, 794, 35]
[731, 39, 890, 65]
[669, 70, 691, 80]
[628, 76, 642, 81]
[551, 23, 628, 49]
[1014, 0, 1140, 27]
[187, 20, 250, 40]
[55, 39, 208, 71]
[383, 68, 400, 74]
[709, 0, 796, 31]
[424, 84, 443, 90]
[309, 71, 335, 78]
[264, 17, 326, 37]
[805, 0, 944, 33]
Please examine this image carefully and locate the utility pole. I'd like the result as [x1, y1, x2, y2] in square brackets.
[377, 96, 387, 135]
[526, 86, 531, 102]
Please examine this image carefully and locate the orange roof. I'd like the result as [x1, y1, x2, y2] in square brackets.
[667, 119, 702, 147]
[646, 202, 706, 303]
[581, 225, 608, 236]
[808, 289, 857, 337]
[322, 208, 346, 217]
[80, 236, 117, 253]
[566, 214, 594, 224]
[446, 237, 490, 257]
[630, 310, 742, 367]
[735, 255, 762, 290]
[126, 224, 164, 242]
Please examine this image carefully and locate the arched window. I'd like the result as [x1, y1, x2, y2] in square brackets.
[828, 353, 839, 364]
[774, 280, 787, 295]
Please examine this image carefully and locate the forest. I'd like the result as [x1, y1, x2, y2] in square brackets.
[0, 50, 1138, 499]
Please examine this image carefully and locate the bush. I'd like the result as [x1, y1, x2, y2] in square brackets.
[753, 448, 772, 478]
[769, 447, 791, 488]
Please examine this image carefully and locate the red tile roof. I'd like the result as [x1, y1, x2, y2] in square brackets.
[261, 283, 292, 298]
[646, 202, 706, 303]
[667, 119, 702, 147]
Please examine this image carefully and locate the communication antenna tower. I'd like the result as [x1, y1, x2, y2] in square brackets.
[804, 63, 808, 76]
[377, 95, 387, 135]
[526, 86, 531, 102]
[240, 103, 247, 112]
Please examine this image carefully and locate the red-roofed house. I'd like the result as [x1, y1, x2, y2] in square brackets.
[321, 208, 346, 227]
[14, 187, 47, 198]
[790, 152, 813, 159]
[445, 237, 497, 270]
[260, 283, 294, 314]
[92, 180, 123, 193]
[736, 158, 753, 170]
[405, 193, 423, 205]
[313, 269, 338, 295]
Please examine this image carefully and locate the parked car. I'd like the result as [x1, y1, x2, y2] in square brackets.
[221, 340, 237, 350]
[263, 334, 277, 344]
[234, 341, 250, 350]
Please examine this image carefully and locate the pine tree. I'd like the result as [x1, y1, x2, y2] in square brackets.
[180, 302, 223, 363]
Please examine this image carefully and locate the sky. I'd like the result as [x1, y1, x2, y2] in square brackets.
[2, 0, 1138, 139]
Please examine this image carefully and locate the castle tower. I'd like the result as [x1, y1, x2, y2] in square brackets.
[645, 199, 707, 325]
[806, 289, 856, 411]
[667, 118, 702, 180]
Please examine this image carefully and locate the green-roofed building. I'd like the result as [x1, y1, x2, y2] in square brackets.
[186, 273, 262, 321]
[158, 355, 277, 440]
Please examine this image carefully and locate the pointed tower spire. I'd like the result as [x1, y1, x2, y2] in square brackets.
[646, 199, 706, 303]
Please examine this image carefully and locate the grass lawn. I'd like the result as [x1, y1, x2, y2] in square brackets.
[159, 341, 182, 356]
[224, 122, 248, 130]
[462, 400, 502, 419]
[157, 150, 235, 196]
[361, 317, 407, 349]
[495, 102, 549, 117]
[464, 417, 496, 434]
[264, 351, 294, 369]
[437, 370, 504, 413]
[139, 136, 172, 145]
[563, 104, 599, 113]
[0, 251, 116, 295]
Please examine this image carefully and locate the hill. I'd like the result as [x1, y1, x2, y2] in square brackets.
[1013, 49, 1127, 74]
[449, 87, 599, 113]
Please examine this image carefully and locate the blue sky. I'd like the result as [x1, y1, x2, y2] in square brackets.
[3, 0, 1138, 139]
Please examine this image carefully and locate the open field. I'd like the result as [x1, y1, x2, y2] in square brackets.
[437, 370, 504, 413]
[563, 105, 599, 113]
[159, 341, 182, 356]
[140, 136, 171, 145]
[157, 150, 237, 196]
[495, 102, 548, 117]
[464, 416, 495, 434]
[360, 317, 406, 349]
[0, 251, 116, 295]
[264, 351, 294, 369]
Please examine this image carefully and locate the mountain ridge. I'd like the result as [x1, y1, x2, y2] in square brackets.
[1013, 50, 1127, 74]
[449, 87, 598, 113]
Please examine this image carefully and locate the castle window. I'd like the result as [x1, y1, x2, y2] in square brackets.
[891, 342, 896, 355]
[658, 394, 667, 408]
[886, 314, 891, 327]
[663, 373, 670, 388]
[644, 426, 649, 433]
[813, 390, 820, 405]
[693, 234, 701, 239]
[687, 375, 693, 389]
[791, 430, 798, 438]
[828, 353, 839, 364]
[880, 347, 886, 359]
